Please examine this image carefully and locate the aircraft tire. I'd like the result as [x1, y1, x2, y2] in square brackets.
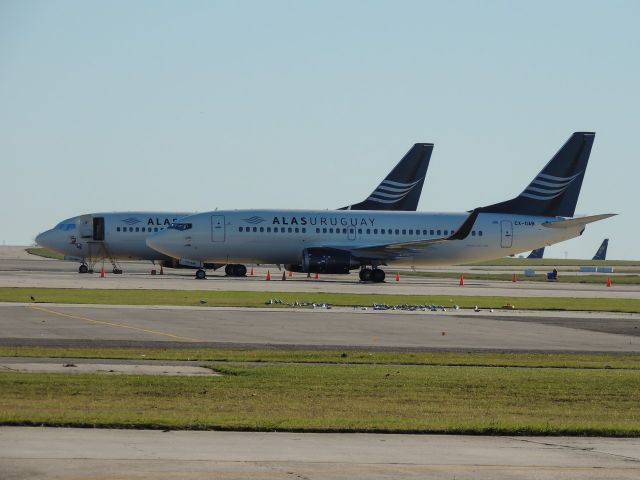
[78, 264, 89, 274]
[195, 269, 206, 280]
[233, 264, 247, 277]
[224, 264, 233, 276]
[359, 268, 373, 282]
[372, 269, 386, 283]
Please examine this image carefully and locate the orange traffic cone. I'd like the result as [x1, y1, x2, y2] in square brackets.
[315, 273, 320, 280]
[100, 267, 105, 278]
[250, 267, 254, 276]
[607, 276, 612, 287]
[282, 271, 286, 281]
[266, 271, 271, 281]
[288, 270, 293, 277]
[459, 275, 464, 286]
[395, 272, 400, 282]
[512, 273, 517, 283]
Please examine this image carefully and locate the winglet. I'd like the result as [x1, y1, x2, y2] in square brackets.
[448, 208, 481, 241]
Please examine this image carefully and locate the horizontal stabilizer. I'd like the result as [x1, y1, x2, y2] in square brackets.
[541, 213, 616, 229]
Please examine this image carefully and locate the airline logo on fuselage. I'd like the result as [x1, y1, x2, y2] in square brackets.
[121, 217, 178, 226]
[271, 216, 375, 226]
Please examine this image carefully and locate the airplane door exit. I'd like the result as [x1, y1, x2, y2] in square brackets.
[501, 220, 513, 248]
[211, 215, 225, 242]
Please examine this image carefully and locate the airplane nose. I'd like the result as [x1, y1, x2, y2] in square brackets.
[35, 230, 53, 249]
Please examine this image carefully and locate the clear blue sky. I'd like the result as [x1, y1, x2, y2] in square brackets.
[1, 1, 638, 259]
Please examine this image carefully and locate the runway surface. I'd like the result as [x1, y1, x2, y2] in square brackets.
[2, 427, 639, 479]
[2, 303, 639, 352]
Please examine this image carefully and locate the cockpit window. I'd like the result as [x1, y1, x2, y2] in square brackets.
[169, 223, 192, 231]
[55, 223, 75, 231]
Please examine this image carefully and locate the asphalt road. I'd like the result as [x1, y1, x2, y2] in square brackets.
[2, 427, 639, 480]
[2, 303, 639, 352]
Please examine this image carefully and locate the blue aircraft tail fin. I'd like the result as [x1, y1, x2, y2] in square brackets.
[527, 247, 545, 259]
[343, 143, 433, 211]
[481, 132, 595, 217]
[592, 238, 609, 260]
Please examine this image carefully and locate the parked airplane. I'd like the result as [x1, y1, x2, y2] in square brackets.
[592, 238, 609, 261]
[527, 247, 545, 259]
[527, 238, 609, 260]
[146, 132, 615, 282]
[35, 144, 433, 274]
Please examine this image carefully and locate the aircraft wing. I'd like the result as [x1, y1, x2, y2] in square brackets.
[342, 208, 481, 260]
[541, 213, 616, 229]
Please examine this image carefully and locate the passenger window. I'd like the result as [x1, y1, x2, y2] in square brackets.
[381, 229, 386, 234]
[288, 227, 292, 233]
[358, 229, 362, 234]
[260, 227, 264, 232]
[430, 230, 434, 235]
[366, 229, 370, 234]
[402, 229, 406, 235]
[302, 228, 306, 233]
[423, 230, 427, 235]
[342, 228, 347, 234]
[395, 229, 399, 234]
[252, 227, 257, 232]
[472, 231, 476, 236]
[316, 228, 320, 233]
[135, 227, 139, 232]
[154, 227, 158, 232]
[239, 227, 243, 232]
[116, 227, 120, 232]
[129, 227, 133, 232]
[444, 230, 448, 235]
[329, 228, 334, 234]
[295, 228, 299, 233]
[267, 227, 271, 233]
[323, 228, 327, 233]
[409, 229, 413, 235]
[437, 230, 441, 235]
[478, 231, 483, 236]
[373, 229, 378, 234]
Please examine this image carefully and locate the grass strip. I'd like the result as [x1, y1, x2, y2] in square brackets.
[2, 287, 640, 312]
[1, 365, 639, 435]
[2, 346, 640, 370]
[25, 247, 64, 260]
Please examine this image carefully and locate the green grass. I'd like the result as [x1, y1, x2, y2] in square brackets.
[26, 247, 64, 260]
[1, 364, 639, 435]
[3, 287, 640, 312]
[3, 346, 640, 370]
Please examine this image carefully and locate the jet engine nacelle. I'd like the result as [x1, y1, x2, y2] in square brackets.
[301, 247, 359, 274]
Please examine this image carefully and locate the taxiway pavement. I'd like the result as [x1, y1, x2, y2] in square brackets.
[1, 427, 639, 480]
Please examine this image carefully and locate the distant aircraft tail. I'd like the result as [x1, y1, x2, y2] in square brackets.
[343, 143, 433, 211]
[592, 238, 609, 260]
[527, 247, 545, 259]
[481, 132, 595, 217]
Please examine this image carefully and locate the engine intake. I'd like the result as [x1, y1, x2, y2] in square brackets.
[301, 248, 359, 274]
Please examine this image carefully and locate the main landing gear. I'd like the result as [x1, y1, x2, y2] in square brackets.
[224, 264, 247, 277]
[359, 267, 386, 283]
[78, 264, 89, 274]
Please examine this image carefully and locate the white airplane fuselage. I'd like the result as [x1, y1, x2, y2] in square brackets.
[146, 209, 584, 268]
[36, 212, 190, 262]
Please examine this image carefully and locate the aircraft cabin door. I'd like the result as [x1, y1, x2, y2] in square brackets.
[93, 217, 105, 241]
[211, 215, 225, 242]
[500, 220, 513, 248]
